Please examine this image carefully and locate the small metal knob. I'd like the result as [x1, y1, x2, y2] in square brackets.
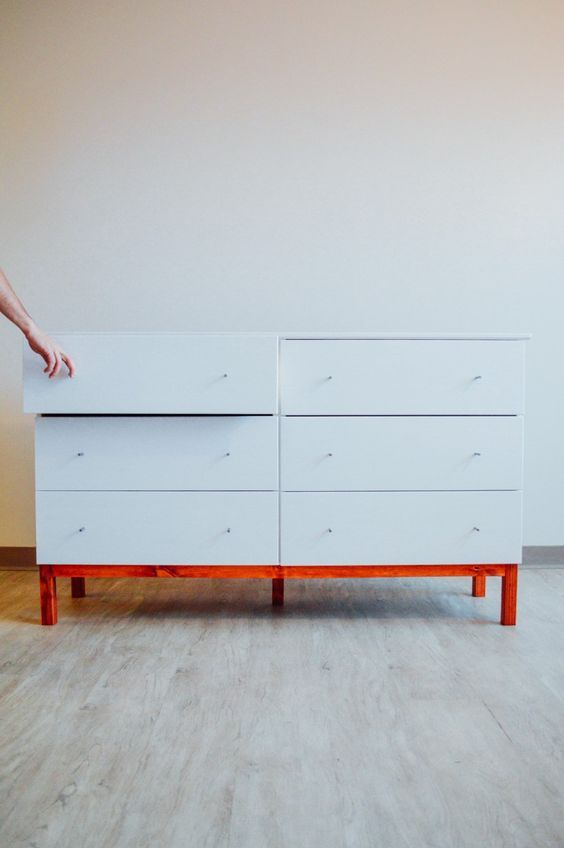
[225, 452, 231, 457]
[327, 452, 333, 457]
[78, 526, 86, 533]
[327, 528, 333, 533]
[223, 373, 228, 378]
[77, 452, 84, 457]
[226, 527, 231, 533]
[326, 375, 333, 381]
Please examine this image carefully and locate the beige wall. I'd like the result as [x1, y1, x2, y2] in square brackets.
[1, 1, 563, 545]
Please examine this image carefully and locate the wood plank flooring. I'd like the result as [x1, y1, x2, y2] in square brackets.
[1, 569, 563, 848]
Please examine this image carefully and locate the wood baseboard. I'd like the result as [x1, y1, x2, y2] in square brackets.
[522, 546, 564, 566]
[0, 547, 36, 569]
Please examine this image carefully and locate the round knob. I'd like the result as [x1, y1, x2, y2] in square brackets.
[327, 452, 333, 457]
[326, 375, 333, 381]
[327, 528, 333, 533]
[77, 452, 84, 457]
[226, 527, 231, 533]
[223, 373, 228, 378]
[78, 526, 86, 533]
[225, 452, 231, 457]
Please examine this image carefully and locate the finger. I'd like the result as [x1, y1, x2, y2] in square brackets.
[48, 352, 59, 378]
[50, 352, 62, 379]
[43, 353, 56, 374]
[61, 352, 76, 378]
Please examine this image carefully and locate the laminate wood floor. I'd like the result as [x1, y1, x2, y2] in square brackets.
[1, 569, 563, 848]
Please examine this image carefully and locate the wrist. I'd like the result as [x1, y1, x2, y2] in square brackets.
[19, 316, 37, 337]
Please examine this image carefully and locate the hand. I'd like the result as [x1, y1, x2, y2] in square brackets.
[25, 324, 76, 378]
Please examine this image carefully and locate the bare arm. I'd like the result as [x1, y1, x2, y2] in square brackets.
[0, 268, 75, 377]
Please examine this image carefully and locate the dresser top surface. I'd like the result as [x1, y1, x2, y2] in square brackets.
[36, 331, 531, 340]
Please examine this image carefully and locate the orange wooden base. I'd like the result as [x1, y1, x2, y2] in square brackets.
[38, 563, 518, 626]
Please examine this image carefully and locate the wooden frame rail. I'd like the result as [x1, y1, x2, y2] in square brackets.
[38, 563, 518, 626]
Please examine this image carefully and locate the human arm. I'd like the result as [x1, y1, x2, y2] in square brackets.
[0, 268, 75, 377]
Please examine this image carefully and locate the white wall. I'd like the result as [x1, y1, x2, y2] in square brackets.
[1, 0, 563, 545]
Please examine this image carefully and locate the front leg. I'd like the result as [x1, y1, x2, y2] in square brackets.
[501, 564, 518, 625]
[39, 566, 58, 625]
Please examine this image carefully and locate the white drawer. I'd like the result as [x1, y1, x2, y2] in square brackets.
[281, 491, 522, 565]
[36, 416, 278, 491]
[281, 416, 523, 491]
[280, 340, 524, 414]
[24, 334, 278, 413]
[35, 492, 278, 565]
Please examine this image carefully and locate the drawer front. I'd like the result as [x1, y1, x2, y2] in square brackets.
[280, 340, 524, 414]
[281, 416, 523, 491]
[36, 492, 278, 565]
[281, 492, 522, 565]
[36, 416, 278, 491]
[24, 334, 278, 413]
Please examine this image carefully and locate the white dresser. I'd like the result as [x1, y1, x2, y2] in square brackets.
[23, 332, 528, 625]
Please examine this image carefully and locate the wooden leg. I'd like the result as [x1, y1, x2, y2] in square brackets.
[272, 578, 284, 607]
[39, 566, 58, 625]
[71, 577, 86, 598]
[472, 574, 486, 597]
[501, 564, 518, 626]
